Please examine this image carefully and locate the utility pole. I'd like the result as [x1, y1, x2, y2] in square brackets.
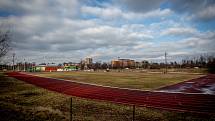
[12, 53, 15, 71]
[24, 59, 26, 72]
[165, 52, 167, 74]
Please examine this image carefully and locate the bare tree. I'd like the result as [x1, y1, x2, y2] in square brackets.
[0, 29, 11, 60]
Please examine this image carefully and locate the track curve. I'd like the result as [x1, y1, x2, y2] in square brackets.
[7, 72, 215, 114]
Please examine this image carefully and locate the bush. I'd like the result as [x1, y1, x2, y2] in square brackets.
[207, 58, 215, 74]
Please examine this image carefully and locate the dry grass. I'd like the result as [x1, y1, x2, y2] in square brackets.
[35, 71, 203, 90]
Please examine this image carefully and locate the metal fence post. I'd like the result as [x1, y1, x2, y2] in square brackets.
[132, 105, 135, 121]
[70, 97, 73, 121]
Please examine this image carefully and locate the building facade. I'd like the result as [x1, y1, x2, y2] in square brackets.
[85, 58, 93, 65]
[111, 59, 135, 69]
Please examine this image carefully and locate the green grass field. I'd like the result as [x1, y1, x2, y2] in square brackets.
[35, 71, 203, 90]
[1, 71, 215, 121]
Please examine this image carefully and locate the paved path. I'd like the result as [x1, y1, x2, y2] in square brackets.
[7, 72, 215, 114]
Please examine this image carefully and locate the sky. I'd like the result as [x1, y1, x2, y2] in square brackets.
[0, 0, 215, 64]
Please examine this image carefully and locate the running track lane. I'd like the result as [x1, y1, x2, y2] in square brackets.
[7, 72, 215, 114]
[157, 74, 215, 94]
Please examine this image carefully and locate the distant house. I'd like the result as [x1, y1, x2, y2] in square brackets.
[32, 64, 62, 72]
[45, 66, 60, 72]
[64, 65, 78, 71]
[111, 60, 121, 69]
[36, 66, 46, 71]
[63, 62, 80, 67]
[63, 62, 79, 71]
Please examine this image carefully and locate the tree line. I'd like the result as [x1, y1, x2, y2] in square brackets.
[79, 55, 215, 73]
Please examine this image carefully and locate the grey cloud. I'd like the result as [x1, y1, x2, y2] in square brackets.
[81, 5, 172, 20]
[195, 4, 215, 21]
[168, 0, 215, 21]
[0, 0, 80, 17]
[160, 31, 215, 53]
[12, 40, 52, 52]
[6, 13, 154, 55]
[115, 0, 165, 13]
[169, 0, 207, 13]
[182, 32, 215, 52]
[1, 0, 214, 63]
[114, 0, 215, 21]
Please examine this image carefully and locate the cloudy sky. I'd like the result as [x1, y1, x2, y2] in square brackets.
[0, 0, 215, 64]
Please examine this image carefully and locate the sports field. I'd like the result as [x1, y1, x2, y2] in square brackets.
[1, 71, 215, 121]
[35, 71, 203, 90]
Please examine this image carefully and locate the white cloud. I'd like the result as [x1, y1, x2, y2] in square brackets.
[0, 0, 215, 63]
[81, 6, 172, 20]
[81, 6, 123, 20]
[161, 27, 197, 36]
[123, 8, 172, 20]
[4, 13, 155, 62]
[178, 32, 215, 51]
[5, 12, 214, 63]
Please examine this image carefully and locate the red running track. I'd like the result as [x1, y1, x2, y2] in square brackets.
[157, 74, 215, 94]
[7, 72, 215, 114]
